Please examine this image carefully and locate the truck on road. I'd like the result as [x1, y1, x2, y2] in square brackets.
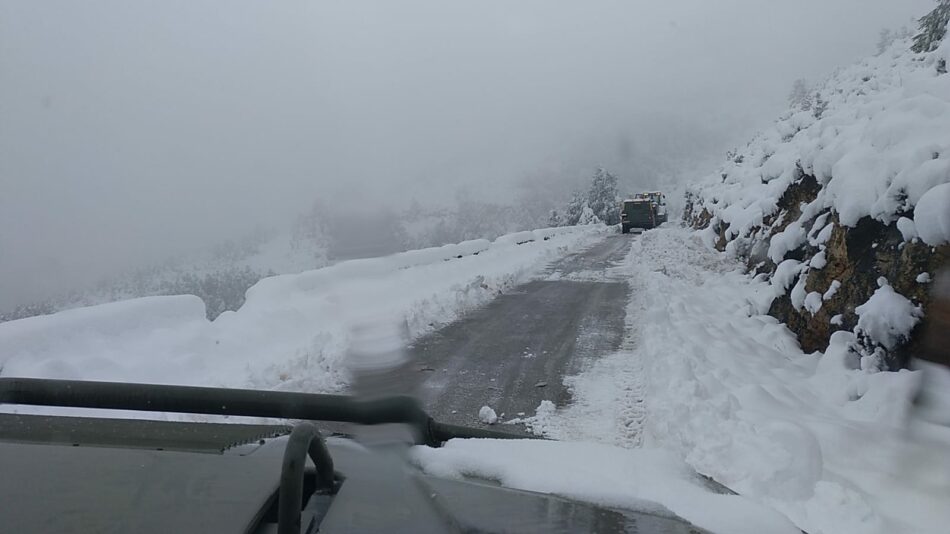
[621, 192, 668, 233]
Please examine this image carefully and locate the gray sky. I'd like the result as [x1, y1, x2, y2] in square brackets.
[0, 0, 933, 307]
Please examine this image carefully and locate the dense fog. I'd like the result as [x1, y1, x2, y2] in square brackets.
[0, 0, 934, 310]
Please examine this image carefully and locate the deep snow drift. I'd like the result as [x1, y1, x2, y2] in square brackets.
[414, 227, 950, 534]
[0, 226, 604, 396]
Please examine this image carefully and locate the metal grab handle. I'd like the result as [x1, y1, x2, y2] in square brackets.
[0, 377, 529, 446]
[278, 423, 335, 534]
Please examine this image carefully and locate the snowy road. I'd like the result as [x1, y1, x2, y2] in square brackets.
[356, 234, 631, 432]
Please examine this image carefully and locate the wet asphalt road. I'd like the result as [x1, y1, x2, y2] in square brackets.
[360, 234, 632, 433]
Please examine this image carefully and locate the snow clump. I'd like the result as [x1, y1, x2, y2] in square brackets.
[855, 281, 924, 350]
[478, 406, 498, 425]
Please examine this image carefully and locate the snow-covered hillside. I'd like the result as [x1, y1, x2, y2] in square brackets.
[684, 30, 950, 366]
[0, 226, 604, 395]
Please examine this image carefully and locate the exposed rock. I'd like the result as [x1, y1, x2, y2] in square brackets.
[697, 181, 949, 369]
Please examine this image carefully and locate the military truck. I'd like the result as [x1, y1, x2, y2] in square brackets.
[621, 192, 668, 233]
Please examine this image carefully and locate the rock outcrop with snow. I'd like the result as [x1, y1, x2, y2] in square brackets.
[684, 31, 950, 368]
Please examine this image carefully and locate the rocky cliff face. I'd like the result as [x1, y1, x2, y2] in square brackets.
[687, 175, 948, 369]
[684, 33, 950, 370]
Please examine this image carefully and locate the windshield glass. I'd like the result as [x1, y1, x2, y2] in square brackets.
[2, 2, 949, 533]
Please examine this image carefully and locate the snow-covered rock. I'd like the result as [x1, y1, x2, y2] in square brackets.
[684, 30, 950, 364]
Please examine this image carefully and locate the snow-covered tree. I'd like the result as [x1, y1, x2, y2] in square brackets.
[554, 168, 622, 226]
[586, 168, 621, 225]
[912, 0, 950, 53]
[577, 205, 601, 225]
[876, 28, 894, 55]
[562, 191, 587, 226]
[787, 79, 812, 111]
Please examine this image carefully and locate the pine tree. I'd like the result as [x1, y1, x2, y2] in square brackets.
[563, 191, 586, 226]
[586, 168, 621, 225]
[787, 79, 812, 111]
[912, 0, 950, 53]
[876, 28, 893, 55]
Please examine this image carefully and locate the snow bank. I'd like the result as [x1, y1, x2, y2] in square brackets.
[516, 227, 950, 534]
[410, 438, 799, 534]
[0, 225, 605, 396]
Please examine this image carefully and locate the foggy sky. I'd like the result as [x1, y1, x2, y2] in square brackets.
[0, 0, 934, 307]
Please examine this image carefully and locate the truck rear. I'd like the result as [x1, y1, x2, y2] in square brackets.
[621, 199, 657, 233]
[621, 192, 668, 233]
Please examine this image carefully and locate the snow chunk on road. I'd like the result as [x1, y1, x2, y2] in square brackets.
[410, 439, 799, 534]
[477, 406, 498, 425]
[855, 283, 923, 350]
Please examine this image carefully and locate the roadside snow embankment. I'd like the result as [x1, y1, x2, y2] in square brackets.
[0, 225, 604, 394]
[613, 229, 950, 534]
